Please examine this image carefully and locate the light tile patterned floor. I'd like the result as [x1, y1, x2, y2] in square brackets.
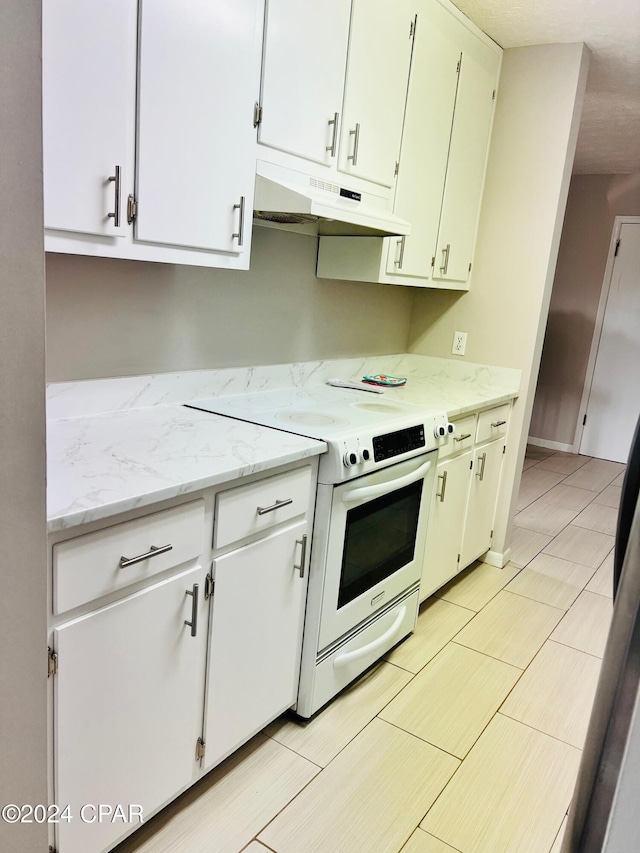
[116, 446, 618, 853]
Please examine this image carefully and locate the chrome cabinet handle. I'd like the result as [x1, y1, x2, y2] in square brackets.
[119, 543, 173, 568]
[476, 452, 487, 481]
[394, 236, 406, 269]
[326, 112, 339, 156]
[454, 433, 472, 442]
[440, 243, 450, 274]
[184, 583, 199, 637]
[491, 420, 507, 428]
[107, 165, 121, 227]
[232, 196, 245, 247]
[348, 123, 360, 165]
[294, 534, 307, 579]
[256, 498, 293, 516]
[436, 470, 448, 503]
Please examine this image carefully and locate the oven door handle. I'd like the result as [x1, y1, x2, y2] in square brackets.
[333, 606, 407, 669]
[341, 459, 432, 504]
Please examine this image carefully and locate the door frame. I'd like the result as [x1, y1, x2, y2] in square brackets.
[573, 215, 640, 454]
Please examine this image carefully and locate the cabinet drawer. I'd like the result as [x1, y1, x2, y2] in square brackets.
[214, 466, 313, 550]
[439, 414, 477, 459]
[54, 499, 206, 614]
[476, 404, 510, 443]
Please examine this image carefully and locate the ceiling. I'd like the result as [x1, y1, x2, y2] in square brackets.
[452, 0, 640, 174]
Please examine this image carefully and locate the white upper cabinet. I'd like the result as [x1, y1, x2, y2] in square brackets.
[385, 1, 462, 279]
[338, 0, 415, 188]
[43, 0, 263, 269]
[136, 0, 261, 254]
[42, 0, 137, 237]
[432, 26, 501, 285]
[258, 0, 351, 166]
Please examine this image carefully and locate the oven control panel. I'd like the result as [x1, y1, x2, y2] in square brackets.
[372, 424, 425, 463]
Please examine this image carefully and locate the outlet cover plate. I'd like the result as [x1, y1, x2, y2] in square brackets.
[452, 331, 467, 356]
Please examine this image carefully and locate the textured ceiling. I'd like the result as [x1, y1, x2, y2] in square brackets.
[452, 0, 640, 174]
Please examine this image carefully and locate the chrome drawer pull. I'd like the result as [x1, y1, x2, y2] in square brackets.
[119, 543, 173, 568]
[348, 123, 360, 165]
[256, 498, 293, 516]
[436, 470, 448, 502]
[491, 419, 507, 428]
[440, 243, 450, 274]
[232, 195, 245, 246]
[184, 583, 199, 638]
[454, 433, 472, 442]
[294, 534, 308, 579]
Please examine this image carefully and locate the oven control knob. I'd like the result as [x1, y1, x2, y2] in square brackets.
[447, 422, 456, 435]
[343, 450, 360, 467]
[361, 448, 371, 462]
[434, 424, 447, 438]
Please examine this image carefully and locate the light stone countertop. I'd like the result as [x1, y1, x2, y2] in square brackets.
[46, 354, 521, 533]
[47, 405, 326, 533]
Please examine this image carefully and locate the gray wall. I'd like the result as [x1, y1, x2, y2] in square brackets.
[0, 1, 48, 850]
[46, 226, 416, 381]
[530, 173, 640, 447]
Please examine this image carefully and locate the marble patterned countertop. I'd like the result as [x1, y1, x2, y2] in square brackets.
[47, 354, 521, 533]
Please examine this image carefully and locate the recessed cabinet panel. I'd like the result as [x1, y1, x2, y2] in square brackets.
[420, 452, 472, 601]
[54, 565, 207, 853]
[205, 521, 308, 768]
[460, 440, 504, 567]
[259, 0, 351, 166]
[338, 0, 414, 187]
[42, 0, 136, 237]
[433, 33, 501, 284]
[136, 0, 261, 253]
[385, 1, 462, 280]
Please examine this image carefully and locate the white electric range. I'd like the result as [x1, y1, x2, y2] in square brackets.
[187, 383, 451, 716]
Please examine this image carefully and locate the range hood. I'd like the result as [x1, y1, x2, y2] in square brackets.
[253, 161, 410, 238]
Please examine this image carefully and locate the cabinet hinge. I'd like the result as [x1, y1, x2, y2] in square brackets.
[457, 56, 462, 74]
[583, 413, 587, 426]
[469, 460, 473, 470]
[204, 572, 214, 600]
[492, 89, 496, 100]
[468, 262, 472, 273]
[394, 161, 400, 177]
[457, 553, 461, 563]
[431, 256, 435, 268]
[409, 16, 416, 38]
[195, 737, 206, 761]
[490, 529, 494, 539]
[127, 194, 138, 224]
[614, 238, 621, 257]
[253, 101, 263, 128]
[503, 444, 506, 454]
[49, 846, 58, 853]
[48, 646, 58, 678]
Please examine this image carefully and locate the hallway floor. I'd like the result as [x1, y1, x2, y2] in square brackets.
[117, 447, 623, 853]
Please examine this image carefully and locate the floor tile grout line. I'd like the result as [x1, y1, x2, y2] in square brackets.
[495, 710, 584, 751]
[546, 636, 606, 661]
[500, 583, 592, 612]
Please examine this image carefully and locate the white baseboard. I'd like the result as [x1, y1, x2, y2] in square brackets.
[527, 436, 574, 453]
[482, 547, 512, 569]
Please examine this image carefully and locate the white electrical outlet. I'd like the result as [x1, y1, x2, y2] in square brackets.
[452, 331, 467, 356]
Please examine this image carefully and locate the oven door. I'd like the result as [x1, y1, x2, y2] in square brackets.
[317, 451, 437, 650]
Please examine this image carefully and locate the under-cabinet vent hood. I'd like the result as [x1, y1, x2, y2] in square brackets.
[253, 161, 410, 238]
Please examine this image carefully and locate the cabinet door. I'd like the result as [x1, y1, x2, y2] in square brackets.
[54, 565, 208, 853]
[420, 452, 472, 602]
[460, 439, 504, 567]
[259, 0, 351, 166]
[433, 31, 501, 284]
[385, 1, 462, 280]
[338, 0, 414, 187]
[204, 521, 308, 768]
[136, 0, 262, 253]
[42, 0, 137, 237]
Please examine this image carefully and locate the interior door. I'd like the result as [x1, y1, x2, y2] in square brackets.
[581, 222, 640, 462]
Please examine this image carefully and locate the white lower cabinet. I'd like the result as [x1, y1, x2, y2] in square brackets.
[420, 404, 509, 601]
[53, 564, 208, 853]
[203, 519, 309, 768]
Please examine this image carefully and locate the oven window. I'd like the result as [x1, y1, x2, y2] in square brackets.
[338, 479, 422, 609]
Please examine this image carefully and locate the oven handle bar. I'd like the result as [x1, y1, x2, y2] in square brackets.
[333, 606, 407, 669]
[341, 458, 432, 504]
